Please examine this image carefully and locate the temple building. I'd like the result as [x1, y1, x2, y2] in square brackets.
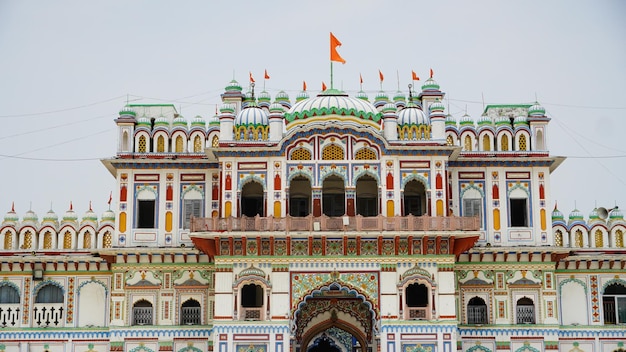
[0, 75, 625, 352]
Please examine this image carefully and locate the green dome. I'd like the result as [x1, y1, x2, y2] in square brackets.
[225, 79, 242, 92]
[421, 77, 440, 91]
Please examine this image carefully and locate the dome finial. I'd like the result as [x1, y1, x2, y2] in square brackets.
[250, 82, 255, 101]
[408, 84, 413, 102]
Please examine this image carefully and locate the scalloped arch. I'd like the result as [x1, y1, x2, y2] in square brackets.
[294, 281, 377, 320]
[508, 182, 529, 197]
[353, 168, 380, 186]
[182, 184, 205, 198]
[401, 173, 429, 190]
[177, 346, 202, 352]
[461, 183, 485, 198]
[601, 278, 626, 294]
[33, 280, 65, 297]
[558, 277, 587, 296]
[0, 280, 21, 296]
[77, 279, 109, 296]
[238, 174, 266, 191]
[467, 345, 492, 352]
[514, 344, 540, 352]
[129, 345, 155, 352]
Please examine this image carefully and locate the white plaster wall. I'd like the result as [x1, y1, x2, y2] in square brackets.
[560, 280, 588, 325]
[77, 282, 107, 327]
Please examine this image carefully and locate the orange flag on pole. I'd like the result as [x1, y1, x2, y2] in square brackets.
[429, 68, 434, 78]
[378, 69, 384, 82]
[359, 73, 363, 84]
[264, 69, 270, 80]
[412, 70, 420, 81]
[249, 72, 255, 83]
[303, 81, 307, 91]
[330, 32, 346, 64]
[322, 82, 327, 91]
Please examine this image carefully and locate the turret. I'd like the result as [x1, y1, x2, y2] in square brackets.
[115, 107, 136, 154]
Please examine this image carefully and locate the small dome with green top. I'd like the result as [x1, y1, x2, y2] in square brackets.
[225, 79, 242, 92]
[459, 113, 474, 126]
[421, 77, 440, 91]
[136, 115, 151, 128]
[429, 99, 445, 113]
[154, 115, 169, 128]
[3, 205, 19, 224]
[355, 90, 369, 101]
[382, 102, 397, 113]
[191, 115, 206, 129]
[119, 107, 136, 117]
[42, 209, 59, 225]
[528, 102, 545, 116]
[101, 209, 115, 223]
[551, 206, 564, 221]
[173, 115, 188, 130]
[220, 103, 236, 114]
[23, 209, 38, 223]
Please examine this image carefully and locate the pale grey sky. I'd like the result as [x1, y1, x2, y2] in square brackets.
[1, 0, 625, 219]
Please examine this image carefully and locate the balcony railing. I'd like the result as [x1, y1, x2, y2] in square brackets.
[241, 307, 262, 321]
[0, 304, 20, 327]
[407, 307, 427, 320]
[191, 214, 480, 233]
[33, 303, 64, 327]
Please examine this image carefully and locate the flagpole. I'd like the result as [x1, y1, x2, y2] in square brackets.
[330, 61, 334, 90]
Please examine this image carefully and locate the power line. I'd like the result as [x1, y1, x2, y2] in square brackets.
[0, 95, 126, 118]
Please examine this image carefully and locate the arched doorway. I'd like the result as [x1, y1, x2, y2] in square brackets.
[322, 175, 345, 217]
[241, 181, 264, 217]
[356, 175, 378, 217]
[403, 179, 426, 216]
[295, 282, 376, 352]
[289, 176, 312, 217]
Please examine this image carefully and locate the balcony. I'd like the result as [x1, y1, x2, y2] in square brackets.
[191, 214, 480, 233]
[407, 307, 428, 320]
[240, 307, 263, 321]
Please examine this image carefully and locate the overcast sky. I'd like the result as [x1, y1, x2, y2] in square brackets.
[1, 1, 625, 220]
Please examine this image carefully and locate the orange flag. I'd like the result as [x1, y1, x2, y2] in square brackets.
[264, 69, 270, 80]
[412, 70, 420, 81]
[249, 72, 255, 83]
[303, 81, 307, 91]
[359, 73, 363, 84]
[378, 69, 384, 82]
[322, 82, 327, 91]
[330, 32, 346, 64]
[429, 68, 434, 78]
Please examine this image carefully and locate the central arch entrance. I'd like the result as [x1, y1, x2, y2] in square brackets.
[294, 282, 377, 352]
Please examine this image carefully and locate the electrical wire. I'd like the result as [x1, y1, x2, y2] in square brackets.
[0, 95, 126, 118]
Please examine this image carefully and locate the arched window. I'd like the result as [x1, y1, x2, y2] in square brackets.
[464, 135, 472, 151]
[182, 188, 203, 229]
[36, 284, 64, 304]
[518, 134, 527, 151]
[241, 181, 264, 217]
[133, 299, 153, 325]
[180, 299, 201, 325]
[175, 135, 184, 153]
[500, 134, 509, 151]
[138, 135, 147, 153]
[403, 180, 426, 216]
[290, 148, 311, 161]
[446, 135, 453, 146]
[603, 282, 626, 325]
[83, 231, 92, 249]
[575, 229, 583, 247]
[616, 229, 624, 248]
[212, 135, 219, 147]
[136, 188, 157, 229]
[595, 229, 604, 247]
[103, 231, 112, 248]
[356, 175, 378, 217]
[3, 231, 13, 250]
[555, 230, 563, 246]
[63, 231, 72, 249]
[322, 175, 345, 217]
[405, 283, 429, 320]
[322, 144, 344, 160]
[43, 231, 53, 249]
[241, 283, 263, 321]
[194, 135, 203, 152]
[355, 148, 377, 160]
[467, 297, 488, 324]
[122, 131, 129, 152]
[482, 135, 491, 151]
[0, 284, 20, 303]
[157, 135, 165, 152]
[289, 176, 311, 217]
[516, 297, 535, 324]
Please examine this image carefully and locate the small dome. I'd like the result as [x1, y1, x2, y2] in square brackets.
[609, 207, 624, 221]
[275, 90, 290, 102]
[154, 115, 169, 128]
[459, 113, 474, 126]
[477, 113, 492, 126]
[3, 208, 19, 224]
[445, 114, 457, 126]
[286, 91, 381, 124]
[495, 116, 511, 126]
[514, 116, 528, 126]
[382, 102, 397, 113]
[258, 91, 271, 108]
[23, 209, 38, 223]
[296, 90, 310, 102]
[191, 115, 206, 129]
[119, 107, 136, 117]
[63, 205, 78, 223]
[220, 103, 236, 114]
[552, 206, 564, 221]
[238, 265, 266, 278]
[42, 209, 59, 224]
[355, 90, 369, 101]
[82, 207, 98, 223]
[374, 90, 389, 102]
[588, 208, 603, 224]
[421, 77, 440, 91]
[225, 79, 242, 92]
[528, 102, 546, 116]
[269, 102, 285, 113]
[568, 209, 584, 223]
[397, 103, 428, 126]
[393, 91, 406, 102]
[173, 115, 188, 129]
[429, 100, 445, 113]
[235, 105, 269, 127]
[101, 209, 116, 222]
[136, 115, 151, 128]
